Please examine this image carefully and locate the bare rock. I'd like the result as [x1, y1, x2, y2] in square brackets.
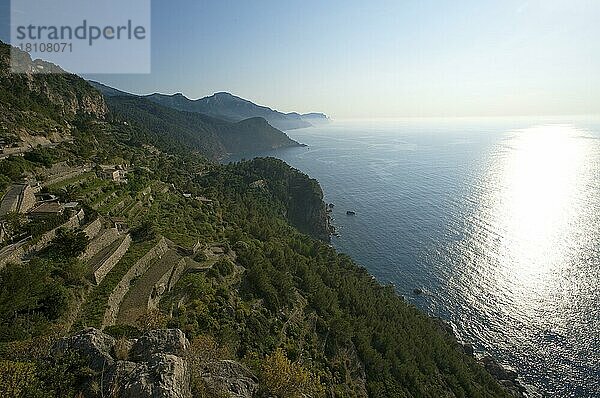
[53, 328, 192, 398]
[52, 327, 116, 370]
[130, 329, 190, 362]
[462, 342, 474, 356]
[202, 359, 258, 398]
[480, 355, 518, 381]
[114, 354, 190, 398]
[479, 355, 527, 397]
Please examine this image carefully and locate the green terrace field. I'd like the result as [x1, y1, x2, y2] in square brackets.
[0, 51, 512, 396]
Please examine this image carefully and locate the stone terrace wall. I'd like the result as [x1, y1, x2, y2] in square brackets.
[102, 237, 169, 328]
[0, 244, 25, 270]
[19, 185, 37, 213]
[82, 228, 119, 261]
[148, 257, 186, 310]
[0, 184, 36, 216]
[83, 218, 103, 240]
[167, 258, 187, 293]
[93, 234, 132, 284]
[28, 209, 85, 254]
[42, 165, 90, 187]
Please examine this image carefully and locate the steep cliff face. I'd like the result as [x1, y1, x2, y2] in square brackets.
[0, 41, 107, 144]
[285, 171, 330, 241]
[2, 43, 108, 118]
[240, 157, 330, 240]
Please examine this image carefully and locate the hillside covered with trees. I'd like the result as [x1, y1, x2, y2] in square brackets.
[0, 42, 512, 397]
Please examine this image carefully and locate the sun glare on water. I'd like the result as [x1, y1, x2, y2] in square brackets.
[451, 123, 599, 387]
[498, 125, 587, 281]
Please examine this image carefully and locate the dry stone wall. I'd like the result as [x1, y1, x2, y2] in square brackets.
[82, 228, 119, 261]
[83, 218, 103, 240]
[148, 257, 186, 310]
[28, 209, 85, 253]
[102, 237, 169, 328]
[0, 244, 25, 270]
[92, 234, 132, 284]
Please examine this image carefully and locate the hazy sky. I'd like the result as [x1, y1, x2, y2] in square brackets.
[2, 0, 599, 118]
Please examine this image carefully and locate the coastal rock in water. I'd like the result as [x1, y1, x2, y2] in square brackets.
[480, 355, 518, 381]
[462, 342, 474, 356]
[479, 355, 527, 397]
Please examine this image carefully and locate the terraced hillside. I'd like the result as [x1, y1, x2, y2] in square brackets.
[0, 43, 514, 398]
[117, 247, 183, 324]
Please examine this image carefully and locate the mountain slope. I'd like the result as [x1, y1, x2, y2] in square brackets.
[0, 42, 107, 151]
[91, 81, 328, 131]
[0, 43, 515, 398]
[145, 91, 313, 131]
[87, 81, 134, 98]
[106, 95, 300, 160]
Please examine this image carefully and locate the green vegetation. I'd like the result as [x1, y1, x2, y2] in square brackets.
[0, 40, 509, 397]
[73, 239, 157, 329]
[107, 95, 299, 161]
[0, 230, 88, 342]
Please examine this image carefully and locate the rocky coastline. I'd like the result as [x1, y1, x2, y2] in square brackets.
[433, 318, 536, 397]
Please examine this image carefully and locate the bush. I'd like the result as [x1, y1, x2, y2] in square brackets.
[213, 259, 234, 277]
[135, 309, 168, 331]
[193, 251, 207, 262]
[0, 360, 38, 397]
[131, 220, 157, 242]
[103, 324, 141, 339]
[45, 228, 89, 260]
[0, 261, 70, 342]
[260, 348, 324, 398]
[24, 148, 54, 168]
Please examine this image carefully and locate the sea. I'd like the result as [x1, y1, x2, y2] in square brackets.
[228, 116, 600, 397]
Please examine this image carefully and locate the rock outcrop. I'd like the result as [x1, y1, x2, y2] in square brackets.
[53, 328, 191, 398]
[431, 318, 529, 397]
[130, 329, 190, 362]
[0, 41, 107, 148]
[2, 42, 108, 118]
[200, 359, 259, 398]
[53, 328, 259, 398]
[53, 327, 116, 370]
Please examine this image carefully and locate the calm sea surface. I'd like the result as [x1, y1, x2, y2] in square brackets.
[230, 117, 600, 397]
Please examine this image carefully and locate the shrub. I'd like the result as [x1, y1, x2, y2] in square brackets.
[45, 228, 89, 260]
[260, 348, 324, 398]
[131, 220, 156, 242]
[0, 360, 38, 397]
[135, 309, 168, 331]
[213, 258, 234, 277]
[103, 324, 141, 339]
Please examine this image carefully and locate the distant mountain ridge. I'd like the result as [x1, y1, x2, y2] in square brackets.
[105, 95, 301, 160]
[0, 43, 300, 162]
[89, 82, 330, 131]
